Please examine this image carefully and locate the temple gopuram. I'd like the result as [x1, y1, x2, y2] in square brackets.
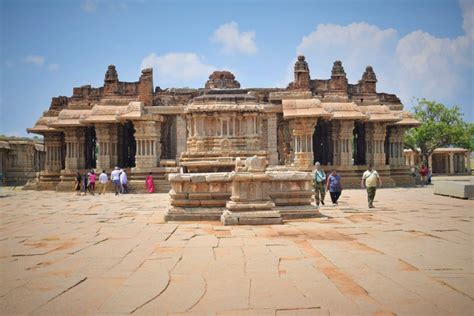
[28, 56, 419, 222]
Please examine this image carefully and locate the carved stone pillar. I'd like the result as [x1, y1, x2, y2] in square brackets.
[331, 120, 354, 166]
[388, 127, 405, 167]
[289, 118, 317, 168]
[64, 128, 86, 171]
[267, 113, 278, 165]
[366, 123, 387, 166]
[95, 124, 119, 170]
[44, 132, 63, 173]
[449, 153, 454, 174]
[134, 120, 162, 170]
[176, 115, 187, 160]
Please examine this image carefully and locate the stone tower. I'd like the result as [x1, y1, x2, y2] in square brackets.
[293, 55, 310, 90]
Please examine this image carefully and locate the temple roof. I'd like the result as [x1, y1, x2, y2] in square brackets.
[358, 105, 401, 123]
[321, 102, 368, 120]
[49, 109, 92, 127]
[282, 99, 332, 119]
[27, 116, 59, 134]
[391, 111, 421, 127]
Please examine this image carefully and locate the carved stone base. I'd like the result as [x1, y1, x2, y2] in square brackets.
[221, 210, 282, 225]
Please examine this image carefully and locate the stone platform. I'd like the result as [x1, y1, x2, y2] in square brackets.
[0, 186, 472, 315]
[434, 179, 474, 199]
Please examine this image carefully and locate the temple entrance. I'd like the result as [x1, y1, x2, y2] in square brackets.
[353, 122, 366, 165]
[85, 127, 97, 169]
[119, 122, 136, 168]
[313, 120, 332, 165]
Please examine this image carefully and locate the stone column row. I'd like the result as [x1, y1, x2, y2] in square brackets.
[64, 128, 86, 171]
[95, 124, 118, 170]
[366, 123, 387, 166]
[388, 127, 405, 167]
[331, 120, 354, 166]
[267, 113, 278, 165]
[134, 120, 162, 170]
[289, 118, 317, 168]
[44, 132, 63, 173]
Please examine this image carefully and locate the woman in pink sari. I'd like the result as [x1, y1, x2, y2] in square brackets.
[145, 172, 155, 193]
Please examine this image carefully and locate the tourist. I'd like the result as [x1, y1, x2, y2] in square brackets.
[120, 169, 128, 194]
[98, 170, 108, 194]
[361, 164, 383, 208]
[146, 172, 155, 193]
[313, 162, 326, 206]
[428, 167, 432, 185]
[110, 167, 121, 196]
[326, 169, 342, 206]
[419, 164, 428, 186]
[82, 171, 89, 195]
[74, 172, 82, 195]
[88, 170, 96, 195]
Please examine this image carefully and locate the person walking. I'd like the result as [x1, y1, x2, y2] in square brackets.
[361, 164, 383, 208]
[110, 167, 121, 196]
[120, 169, 128, 194]
[313, 162, 326, 206]
[88, 170, 96, 195]
[146, 172, 155, 193]
[74, 172, 82, 195]
[98, 170, 108, 194]
[419, 164, 428, 187]
[326, 169, 342, 206]
[82, 171, 89, 196]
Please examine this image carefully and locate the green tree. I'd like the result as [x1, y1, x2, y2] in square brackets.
[404, 99, 473, 167]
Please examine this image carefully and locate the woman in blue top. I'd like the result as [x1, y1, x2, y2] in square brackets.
[326, 169, 343, 206]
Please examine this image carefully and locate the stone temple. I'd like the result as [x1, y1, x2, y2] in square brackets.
[28, 56, 419, 223]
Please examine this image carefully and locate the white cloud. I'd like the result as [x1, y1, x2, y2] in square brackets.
[460, 0, 474, 40]
[294, 2, 474, 117]
[24, 55, 45, 67]
[81, 0, 97, 13]
[211, 22, 258, 55]
[47, 63, 60, 71]
[141, 52, 216, 87]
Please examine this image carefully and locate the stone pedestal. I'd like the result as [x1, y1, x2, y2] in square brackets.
[366, 123, 387, 166]
[222, 156, 279, 225]
[134, 120, 162, 170]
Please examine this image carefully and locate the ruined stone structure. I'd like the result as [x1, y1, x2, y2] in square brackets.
[404, 148, 471, 175]
[0, 137, 45, 186]
[28, 56, 420, 222]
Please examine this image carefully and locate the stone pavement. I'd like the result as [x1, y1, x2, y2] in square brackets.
[0, 185, 473, 315]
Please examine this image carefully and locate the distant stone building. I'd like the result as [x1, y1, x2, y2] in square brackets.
[404, 148, 471, 175]
[27, 56, 420, 191]
[0, 138, 45, 186]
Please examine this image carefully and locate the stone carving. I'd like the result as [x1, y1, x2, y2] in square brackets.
[359, 66, 377, 94]
[205, 71, 240, 89]
[289, 55, 310, 90]
[104, 65, 118, 82]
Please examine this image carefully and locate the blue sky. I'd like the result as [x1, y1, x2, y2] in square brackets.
[1, 0, 473, 137]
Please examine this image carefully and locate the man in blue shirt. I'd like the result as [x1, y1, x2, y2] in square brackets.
[313, 162, 326, 206]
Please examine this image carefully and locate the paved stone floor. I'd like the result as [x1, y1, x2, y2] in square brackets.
[0, 184, 473, 315]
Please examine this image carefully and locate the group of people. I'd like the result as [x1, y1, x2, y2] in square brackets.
[74, 168, 156, 195]
[75, 167, 125, 196]
[313, 162, 383, 208]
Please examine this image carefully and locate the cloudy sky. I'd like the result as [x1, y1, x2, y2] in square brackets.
[1, 0, 472, 136]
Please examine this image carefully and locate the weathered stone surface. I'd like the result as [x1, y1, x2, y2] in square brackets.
[434, 180, 474, 199]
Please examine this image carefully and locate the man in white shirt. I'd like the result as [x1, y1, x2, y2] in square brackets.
[361, 164, 383, 208]
[313, 162, 326, 206]
[120, 169, 128, 194]
[110, 167, 121, 196]
[98, 170, 108, 195]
